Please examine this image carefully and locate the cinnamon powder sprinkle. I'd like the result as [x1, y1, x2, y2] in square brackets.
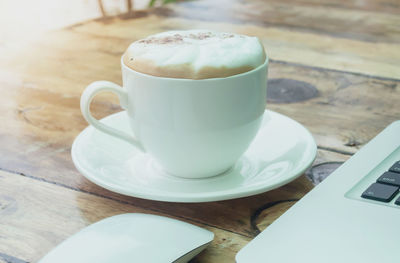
[136, 32, 235, 45]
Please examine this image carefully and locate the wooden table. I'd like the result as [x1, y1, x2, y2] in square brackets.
[1, 0, 399, 262]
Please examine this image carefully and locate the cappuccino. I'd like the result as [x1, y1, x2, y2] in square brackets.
[123, 30, 266, 79]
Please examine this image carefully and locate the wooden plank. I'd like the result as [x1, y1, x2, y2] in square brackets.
[0, 142, 349, 239]
[66, 13, 400, 79]
[2, 2, 400, 79]
[266, 61, 400, 154]
[149, 0, 400, 79]
[255, 0, 400, 15]
[0, 170, 250, 262]
[168, 0, 400, 43]
[0, 149, 347, 261]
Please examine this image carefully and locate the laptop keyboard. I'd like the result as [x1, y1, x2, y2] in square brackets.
[362, 161, 400, 204]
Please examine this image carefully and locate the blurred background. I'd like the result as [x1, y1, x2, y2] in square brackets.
[0, 0, 178, 43]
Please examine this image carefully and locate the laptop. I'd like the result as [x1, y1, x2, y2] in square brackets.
[236, 121, 400, 263]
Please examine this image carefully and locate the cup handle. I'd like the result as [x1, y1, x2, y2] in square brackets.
[80, 81, 145, 152]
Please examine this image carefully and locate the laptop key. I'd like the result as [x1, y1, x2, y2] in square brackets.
[389, 161, 400, 174]
[395, 196, 400, 206]
[377, 171, 400, 187]
[361, 183, 399, 202]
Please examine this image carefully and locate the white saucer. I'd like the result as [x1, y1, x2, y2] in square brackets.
[71, 110, 317, 203]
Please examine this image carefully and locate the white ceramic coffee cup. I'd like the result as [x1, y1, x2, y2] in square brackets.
[81, 57, 268, 178]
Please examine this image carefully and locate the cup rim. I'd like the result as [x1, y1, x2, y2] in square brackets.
[120, 55, 268, 81]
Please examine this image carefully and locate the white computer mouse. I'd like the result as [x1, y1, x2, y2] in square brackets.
[39, 213, 214, 263]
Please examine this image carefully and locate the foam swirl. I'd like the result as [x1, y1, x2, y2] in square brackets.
[123, 30, 266, 79]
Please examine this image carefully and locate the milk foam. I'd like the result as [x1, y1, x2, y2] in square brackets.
[124, 30, 266, 79]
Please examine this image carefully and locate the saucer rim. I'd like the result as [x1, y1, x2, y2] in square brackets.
[71, 110, 317, 203]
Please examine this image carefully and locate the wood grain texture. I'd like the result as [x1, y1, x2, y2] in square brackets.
[0, 150, 346, 261]
[170, 0, 400, 42]
[0, 170, 249, 262]
[253, 0, 400, 14]
[0, 146, 349, 239]
[120, 0, 400, 78]
[2, 1, 400, 79]
[60, 13, 400, 79]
